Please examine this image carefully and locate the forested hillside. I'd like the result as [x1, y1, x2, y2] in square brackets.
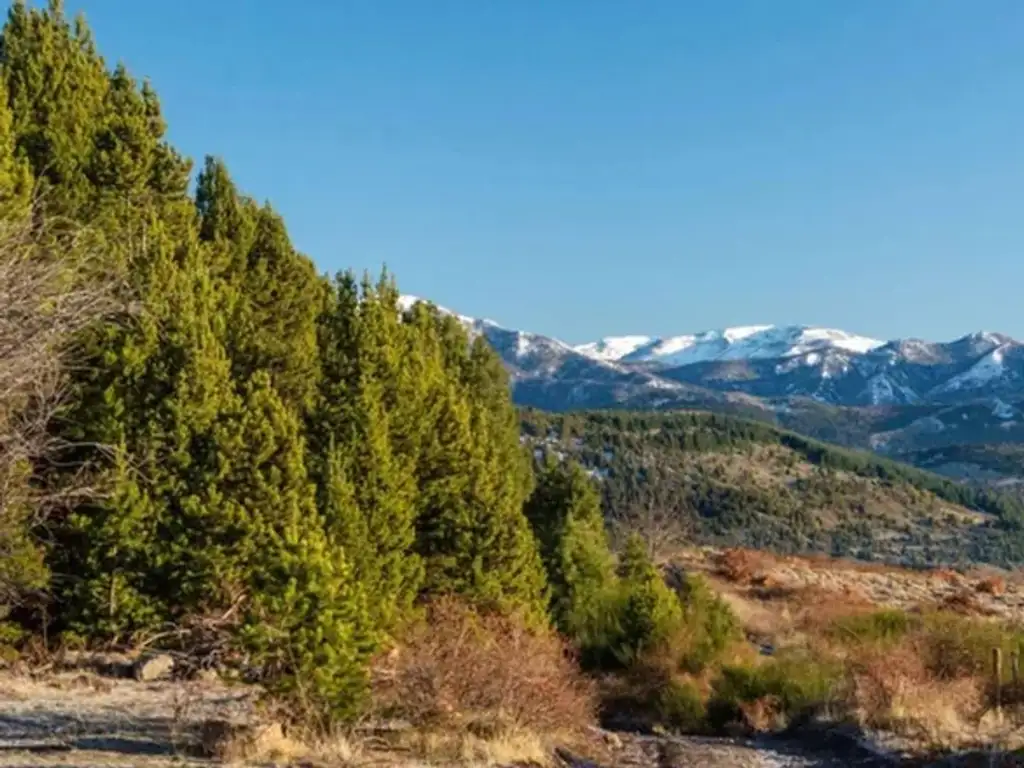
[520, 408, 1024, 567]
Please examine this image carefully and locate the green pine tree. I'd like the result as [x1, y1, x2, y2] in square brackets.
[0, 0, 109, 218]
[195, 158, 321, 412]
[229, 373, 376, 724]
[0, 76, 30, 217]
[525, 459, 617, 637]
[312, 273, 422, 634]
[613, 533, 683, 664]
[413, 315, 548, 623]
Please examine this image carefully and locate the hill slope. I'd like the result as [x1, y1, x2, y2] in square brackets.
[520, 409, 1024, 568]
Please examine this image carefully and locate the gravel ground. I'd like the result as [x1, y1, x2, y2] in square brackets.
[0, 669, 1015, 767]
[565, 731, 899, 768]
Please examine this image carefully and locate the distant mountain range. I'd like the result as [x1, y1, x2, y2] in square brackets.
[400, 296, 1024, 484]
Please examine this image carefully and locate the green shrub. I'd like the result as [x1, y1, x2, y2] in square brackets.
[918, 612, 1024, 681]
[707, 651, 843, 730]
[655, 677, 706, 732]
[0, 621, 25, 663]
[676, 573, 741, 672]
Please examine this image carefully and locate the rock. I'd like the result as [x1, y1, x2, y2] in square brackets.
[195, 667, 221, 683]
[133, 653, 175, 682]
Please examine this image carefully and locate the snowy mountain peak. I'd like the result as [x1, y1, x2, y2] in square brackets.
[398, 293, 1024, 415]
[574, 335, 653, 362]
[575, 324, 884, 369]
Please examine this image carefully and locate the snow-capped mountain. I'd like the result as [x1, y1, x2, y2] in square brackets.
[399, 295, 1024, 478]
[577, 325, 884, 369]
[400, 295, 1024, 410]
[399, 295, 764, 413]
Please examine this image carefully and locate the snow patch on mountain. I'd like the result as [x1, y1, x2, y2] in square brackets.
[992, 398, 1016, 420]
[865, 374, 920, 405]
[934, 346, 1010, 393]
[574, 335, 652, 362]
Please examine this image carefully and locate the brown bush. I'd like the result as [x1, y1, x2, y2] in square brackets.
[789, 585, 875, 634]
[372, 598, 596, 737]
[849, 642, 984, 746]
[717, 548, 773, 585]
[976, 576, 1007, 597]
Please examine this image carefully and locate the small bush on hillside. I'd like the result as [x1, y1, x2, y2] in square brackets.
[675, 573, 741, 673]
[976, 575, 1006, 596]
[707, 651, 843, 731]
[918, 612, 1024, 681]
[717, 548, 774, 585]
[655, 677, 707, 732]
[373, 598, 596, 736]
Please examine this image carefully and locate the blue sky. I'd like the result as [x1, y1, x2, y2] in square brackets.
[61, 0, 1024, 343]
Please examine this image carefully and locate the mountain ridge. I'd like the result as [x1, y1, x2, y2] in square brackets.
[399, 295, 1024, 482]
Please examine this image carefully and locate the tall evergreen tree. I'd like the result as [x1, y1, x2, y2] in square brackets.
[0, 76, 30, 217]
[195, 158, 321, 412]
[413, 317, 548, 622]
[313, 273, 421, 633]
[0, 0, 109, 218]
[525, 458, 617, 636]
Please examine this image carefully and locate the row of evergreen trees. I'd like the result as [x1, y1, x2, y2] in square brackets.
[1, 1, 684, 722]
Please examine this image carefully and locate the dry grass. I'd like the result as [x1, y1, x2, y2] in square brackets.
[394, 727, 552, 767]
[656, 545, 1024, 753]
[202, 720, 308, 765]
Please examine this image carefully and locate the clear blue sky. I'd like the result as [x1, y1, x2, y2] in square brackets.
[61, 0, 1024, 343]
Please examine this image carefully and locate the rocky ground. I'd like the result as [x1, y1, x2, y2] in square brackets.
[5, 552, 1024, 768]
[3, 654, 1024, 766]
[0, 661, 917, 768]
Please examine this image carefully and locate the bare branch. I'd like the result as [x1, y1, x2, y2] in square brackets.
[0, 211, 120, 607]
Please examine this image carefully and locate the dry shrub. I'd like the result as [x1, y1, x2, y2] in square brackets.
[849, 643, 983, 746]
[939, 588, 991, 617]
[373, 598, 596, 737]
[977, 576, 1007, 597]
[850, 643, 931, 726]
[0, 212, 118, 610]
[717, 548, 774, 585]
[738, 694, 785, 733]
